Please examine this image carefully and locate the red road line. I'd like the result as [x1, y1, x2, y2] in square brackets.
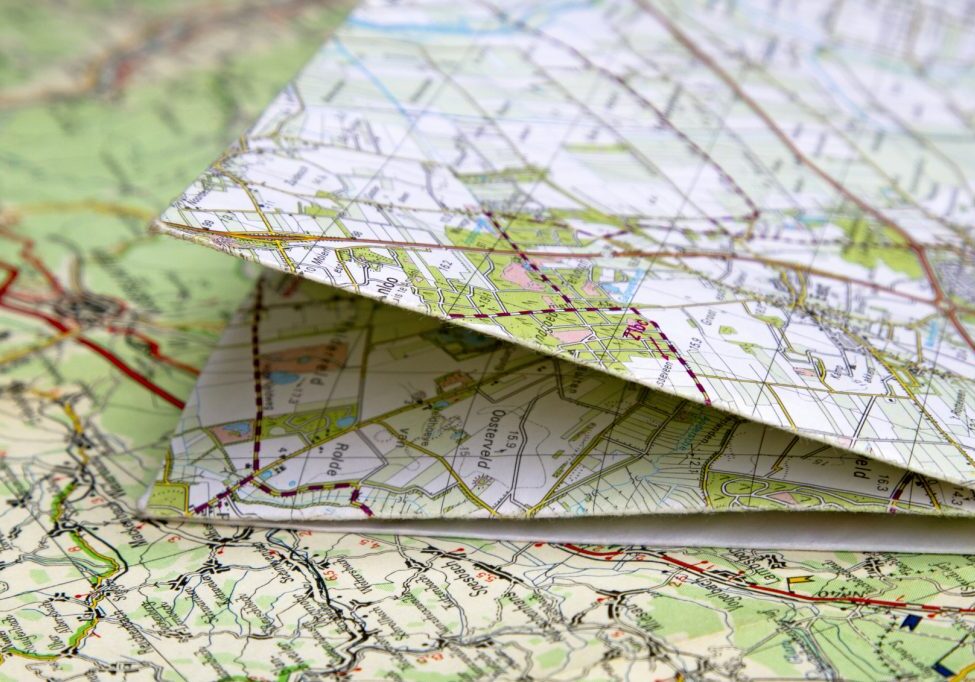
[249, 279, 266, 471]
[648, 335, 669, 360]
[75, 337, 185, 409]
[193, 282, 269, 514]
[106, 325, 200, 376]
[639, 311, 711, 406]
[559, 544, 973, 614]
[562, 543, 622, 558]
[0, 263, 19, 300]
[0, 298, 185, 410]
[0, 231, 63, 295]
[484, 210, 573, 306]
[0, 299, 69, 332]
[0, 246, 190, 408]
[656, 552, 973, 614]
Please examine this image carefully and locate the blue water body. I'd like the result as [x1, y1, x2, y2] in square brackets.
[602, 268, 646, 305]
[337, 416, 356, 428]
[345, 1, 593, 36]
[332, 38, 438, 162]
[806, 56, 871, 122]
[222, 421, 252, 436]
[926, 320, 940, 349]
[433, 400, 449, 409]
[331, 39, 419, 126]
[346, 17, 490, 35]
[796, 213, 828, 227]
[465, 216, 493, 245]
[675, 413, 708, 452]
[267, 371, 299, 385]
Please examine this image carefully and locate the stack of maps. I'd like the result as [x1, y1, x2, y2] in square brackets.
[147, 0, 975, 549]
[3, 0, 975, 679]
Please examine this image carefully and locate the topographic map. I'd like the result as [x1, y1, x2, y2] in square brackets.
[4, 1, 975, 681]
[146, 271, 975, 525]
[158, 0, 975, 491]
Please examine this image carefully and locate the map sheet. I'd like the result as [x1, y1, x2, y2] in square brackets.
[5, 0, 975, 680]
[156, 0, 975, 492]
[152, 0, 975, 548]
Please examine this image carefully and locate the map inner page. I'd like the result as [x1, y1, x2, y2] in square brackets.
[142, 273, 975, 526]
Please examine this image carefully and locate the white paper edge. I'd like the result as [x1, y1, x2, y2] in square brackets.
[143, 510, 975, 553]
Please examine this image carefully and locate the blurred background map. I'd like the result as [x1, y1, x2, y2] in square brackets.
[4, 1, 975, 681]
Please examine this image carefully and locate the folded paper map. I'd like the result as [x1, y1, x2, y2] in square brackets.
[7, 0, 975, 679]
[145, 0, 975, 548]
